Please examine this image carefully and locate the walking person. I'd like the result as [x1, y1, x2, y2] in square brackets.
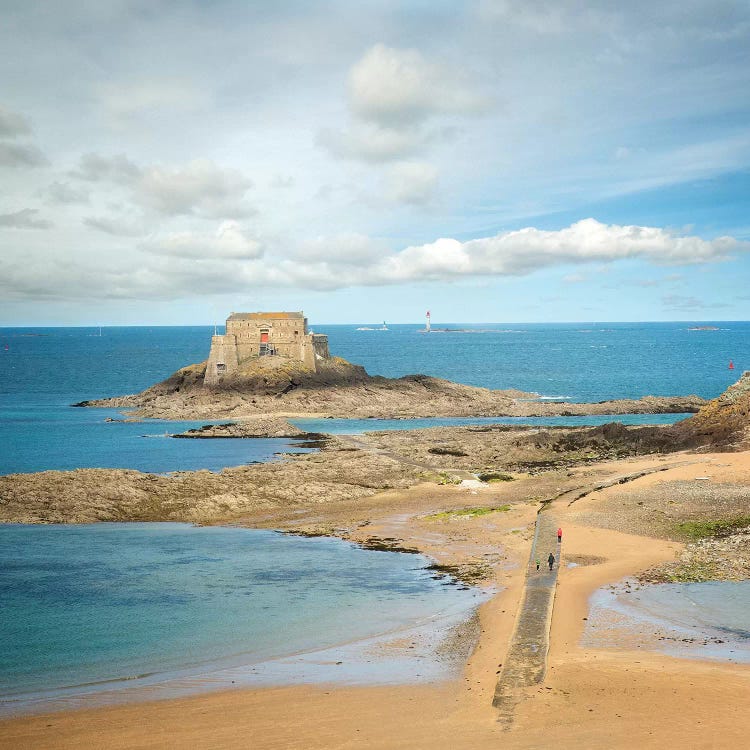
[548, 552, 555, 571]
[557, 527, 562, 543]
[535, 557, 540, 571]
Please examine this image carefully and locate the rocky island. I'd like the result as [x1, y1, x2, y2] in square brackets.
[75, 310, 704, 421]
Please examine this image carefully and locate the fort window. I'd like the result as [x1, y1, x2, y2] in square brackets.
[216, 363, 226, 373]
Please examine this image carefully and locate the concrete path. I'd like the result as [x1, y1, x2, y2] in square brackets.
[492, 508, 562, 726]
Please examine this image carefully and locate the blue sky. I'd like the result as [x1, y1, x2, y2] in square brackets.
[0, 0, 748, 325]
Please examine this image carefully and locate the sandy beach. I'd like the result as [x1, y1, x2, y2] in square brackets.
[3, 449, 749, 749]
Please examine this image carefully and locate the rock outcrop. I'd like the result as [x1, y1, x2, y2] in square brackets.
[76, 354, 705, 420]
[669, 371, 750, 450]
[0, 443, 421, 524]
[171, 417, 308, 439]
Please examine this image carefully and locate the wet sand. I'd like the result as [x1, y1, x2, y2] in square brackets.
[2, 452, 750, 749]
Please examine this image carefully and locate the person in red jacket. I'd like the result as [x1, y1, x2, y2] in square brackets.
[557, 527, 562, 543]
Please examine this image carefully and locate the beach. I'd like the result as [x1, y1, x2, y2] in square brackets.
[4, 0, 750, 740]
[2, 448, 749, 749]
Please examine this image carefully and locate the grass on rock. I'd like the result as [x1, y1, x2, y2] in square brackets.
[425, 505, 511, 521]
[675, 516, 750, 541]
[477, 472, 515, 483]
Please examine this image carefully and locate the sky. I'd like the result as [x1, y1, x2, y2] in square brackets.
[1, 0, 749, 326]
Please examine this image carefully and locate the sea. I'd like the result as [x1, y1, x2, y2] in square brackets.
[1, 322, 746, 474]
[0, 321, 748, 713]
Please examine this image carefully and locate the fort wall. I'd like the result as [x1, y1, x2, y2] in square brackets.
[205, 334, 240, 386]
[204, 311, 329, 386]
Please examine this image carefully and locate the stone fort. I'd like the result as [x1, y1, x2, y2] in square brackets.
[204, 311, 330, 385]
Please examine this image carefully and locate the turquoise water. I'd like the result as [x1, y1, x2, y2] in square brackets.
[290, 413, 692, 435]
[0, 400, 313, 475]
[2, 322, 746, 474]
[0, 524, 484, 713]
[584, 580, 750, 663]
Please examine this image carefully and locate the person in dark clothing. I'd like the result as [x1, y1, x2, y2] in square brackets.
[548, 552, 555, 571]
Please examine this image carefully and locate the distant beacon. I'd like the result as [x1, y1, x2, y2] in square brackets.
[204, 311, 330, 386]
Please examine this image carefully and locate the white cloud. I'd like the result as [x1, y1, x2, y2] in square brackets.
[0, 208, 52, 229]
[136, 160, 254, 218]
[0, 142, 48, 168]
[321, 44, 488, 164]
[71, 155, 254, 219]
[141, 221, 263, 260]
[372, 219, 740, 283]
[1, 219, 745, 301]
[385, 161, 438, 205]
[317, 124, 423, 163]
[348, 44, 488, 126]
[0, 105, 31, 137]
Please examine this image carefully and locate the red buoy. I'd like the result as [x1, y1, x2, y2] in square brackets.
[729, 360, 735, 370]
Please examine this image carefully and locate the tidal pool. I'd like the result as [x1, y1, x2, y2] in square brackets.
[583, 580, 750, 663]
[0, 523, 488, 716]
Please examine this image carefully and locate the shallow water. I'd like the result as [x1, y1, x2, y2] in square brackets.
[583, 580, 750, 663]
[290, 413, 692, 435]
[0, 524, 487, 715]
[0, 398, 314, 475]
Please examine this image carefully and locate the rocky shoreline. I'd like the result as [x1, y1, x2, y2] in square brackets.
[170, 416, 310, 439]
[2, 373, 749, 586]
[2, 420, 748, 585]
[74, 355, 705, 420]
[640, 529, 750, 583]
